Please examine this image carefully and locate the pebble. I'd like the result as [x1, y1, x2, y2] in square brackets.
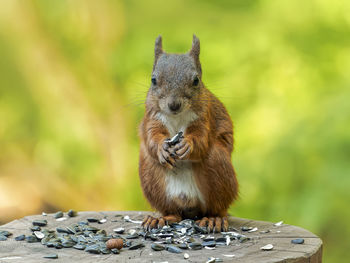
[32, 220, 47, 227]
[291, 238, 304, 244]
[43, 254, 58, 259]
[184, 253, 189, 259]
[54, 211, 63, 219]
[260, 244, 274, 251]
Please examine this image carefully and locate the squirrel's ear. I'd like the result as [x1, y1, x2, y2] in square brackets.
[189, 34, 202, 76]
[154, 35, 163, 66]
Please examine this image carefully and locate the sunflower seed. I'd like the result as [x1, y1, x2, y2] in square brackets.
[274, 221, 283, 226]
[291, 238, 304, 244]
[151, 243, 165, 251]
[260, 244, 274, 251]
[32, 220, 47, 227]
[54, 211, 63, 219]
[33, 231, 45, 239]
[189, 242, 202, 250]
[26, 235, 39, 243]
[0, 230, 12, 237]
[43, 254, 58, 259]
[129, 242, 145, 250]
[202, 240, 216, 247]
[73, 243, 86, 250]
[56, 217, 67, 222]
[248, 227, 258, 233]
[15, 234, 26, 241]
[166, 245, 182, 253]
[113, 227, 125, 234]
[67, 209, 77, 217]
[99, 218, 107, 224]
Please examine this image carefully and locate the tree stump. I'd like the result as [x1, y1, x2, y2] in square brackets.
[0, 211, 322, 263]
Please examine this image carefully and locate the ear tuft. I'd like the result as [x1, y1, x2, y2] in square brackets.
[190, 34, 200, 59]
[154, 35, 163, 63]
[190, 34, 202, 76]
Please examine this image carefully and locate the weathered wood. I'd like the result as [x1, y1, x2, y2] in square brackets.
[0, 211, 322, 263]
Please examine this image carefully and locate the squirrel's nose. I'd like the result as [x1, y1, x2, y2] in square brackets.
[168, 101, 182, 112]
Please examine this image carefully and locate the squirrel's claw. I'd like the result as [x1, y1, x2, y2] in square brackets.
[197, 216, 229, 233]
[142, 215, 158, 231]
[158, 146, 176, 169]
[142, 215, 181, 230]
[174, 139, 193, 159]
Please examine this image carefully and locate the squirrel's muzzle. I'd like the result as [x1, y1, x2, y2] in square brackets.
[168, 101, 182, 113]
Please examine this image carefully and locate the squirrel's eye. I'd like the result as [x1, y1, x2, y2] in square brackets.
[151, 77, 157, 85]
[193, 76, 199, 86]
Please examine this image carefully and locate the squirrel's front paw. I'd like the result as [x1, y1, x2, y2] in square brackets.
[174, 137, 193, 160]
[157, 142, 176, 169]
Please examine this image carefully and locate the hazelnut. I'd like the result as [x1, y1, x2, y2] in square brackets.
[106, 238, 123, 250]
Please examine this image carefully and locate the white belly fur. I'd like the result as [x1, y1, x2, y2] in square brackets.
[155, 111, 204, 205]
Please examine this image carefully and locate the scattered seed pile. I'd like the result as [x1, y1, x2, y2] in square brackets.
[0, 211, 305, 262]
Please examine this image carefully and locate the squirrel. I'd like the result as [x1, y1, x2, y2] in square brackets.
[139, 35, 238, 232]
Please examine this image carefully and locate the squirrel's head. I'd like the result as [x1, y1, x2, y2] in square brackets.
[148, 35, 203, 116]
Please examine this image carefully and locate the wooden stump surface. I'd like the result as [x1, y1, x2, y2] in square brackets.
[0, 211, 322, 263]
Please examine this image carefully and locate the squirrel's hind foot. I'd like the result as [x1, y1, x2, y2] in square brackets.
[142, 214, 182, 230]
[196, 216, 229, 233]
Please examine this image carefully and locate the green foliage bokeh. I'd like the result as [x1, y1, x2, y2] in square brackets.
[0, 0, 349, 261]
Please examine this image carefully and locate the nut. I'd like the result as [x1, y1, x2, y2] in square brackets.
[106, 238, 123, 250]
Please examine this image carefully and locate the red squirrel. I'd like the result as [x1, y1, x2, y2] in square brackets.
[139, 35, 238, 232]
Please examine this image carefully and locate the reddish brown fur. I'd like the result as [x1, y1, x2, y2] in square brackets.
[138, 35, 238, 221]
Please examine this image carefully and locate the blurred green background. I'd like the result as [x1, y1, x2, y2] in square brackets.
[0, 0, 349, 261]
